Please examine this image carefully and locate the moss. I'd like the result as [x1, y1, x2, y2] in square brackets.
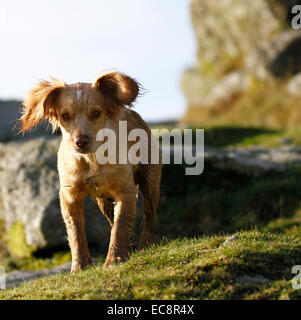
[13, 251, 71, 271]
[1, 231, 301, 300]
[7, 222, 36, 259]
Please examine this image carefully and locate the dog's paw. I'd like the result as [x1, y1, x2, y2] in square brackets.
[71, 258, 93, 272]
[103, 255, 128, 268]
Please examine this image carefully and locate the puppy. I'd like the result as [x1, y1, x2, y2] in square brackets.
[18, 71, 162, 271]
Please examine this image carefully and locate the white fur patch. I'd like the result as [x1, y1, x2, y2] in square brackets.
[76, 89, 82, 102]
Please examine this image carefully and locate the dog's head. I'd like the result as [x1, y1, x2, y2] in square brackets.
[18, 71, 140, 154]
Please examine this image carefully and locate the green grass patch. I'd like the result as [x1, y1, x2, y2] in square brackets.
[152, 125, 301, 148]
[6, 251, 72, 272]
[203, 126, 283, 148]
[1, 231, 301, 300]
[157, 163, 301, 239]
[190, 126, 301, 148]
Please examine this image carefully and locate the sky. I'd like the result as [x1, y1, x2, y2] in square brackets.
[0, 0, 196, 122]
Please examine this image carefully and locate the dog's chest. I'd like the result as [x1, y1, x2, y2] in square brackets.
[82, 167, 116, 201]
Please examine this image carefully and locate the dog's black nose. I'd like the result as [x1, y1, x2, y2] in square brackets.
[74, 135, 91, 150]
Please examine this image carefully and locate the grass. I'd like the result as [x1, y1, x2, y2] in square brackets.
[1, 230, 301, 300]
[203, 126, 285, 148]
[153, 124, 301, 148]
[157, 163, 301, 239]
[182, 125, 301, 148]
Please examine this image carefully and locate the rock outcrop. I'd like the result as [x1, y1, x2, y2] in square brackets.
[0, 100, 56, 142]
[182, 0, 301, 112]
[0, 138, 110, 257]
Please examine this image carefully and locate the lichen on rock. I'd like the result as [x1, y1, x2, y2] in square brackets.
[182, 0, 301, 119]
[7, 221, 36, 258]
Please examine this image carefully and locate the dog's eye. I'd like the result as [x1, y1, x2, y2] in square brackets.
[62, 113, 71, 121]
[91, 110, 101, 119]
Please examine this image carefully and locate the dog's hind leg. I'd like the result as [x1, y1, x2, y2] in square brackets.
[137, 164, 161, 250]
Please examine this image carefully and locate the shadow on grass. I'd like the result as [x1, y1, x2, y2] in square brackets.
[177, 248, 301, 299]
[156, 163, 301, 241]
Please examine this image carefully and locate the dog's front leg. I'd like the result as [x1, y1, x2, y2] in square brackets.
[60, 190, 92, 272]
[104, 191, 137, 267]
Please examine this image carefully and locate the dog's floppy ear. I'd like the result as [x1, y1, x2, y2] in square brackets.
[93, 71, 140, 109]
[18, 78, 65, 134]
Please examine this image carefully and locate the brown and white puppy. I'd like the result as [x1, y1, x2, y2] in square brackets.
[18, 71, 162, 271]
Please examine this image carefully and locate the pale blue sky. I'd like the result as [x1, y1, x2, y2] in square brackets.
[0, 0, 196, 121]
